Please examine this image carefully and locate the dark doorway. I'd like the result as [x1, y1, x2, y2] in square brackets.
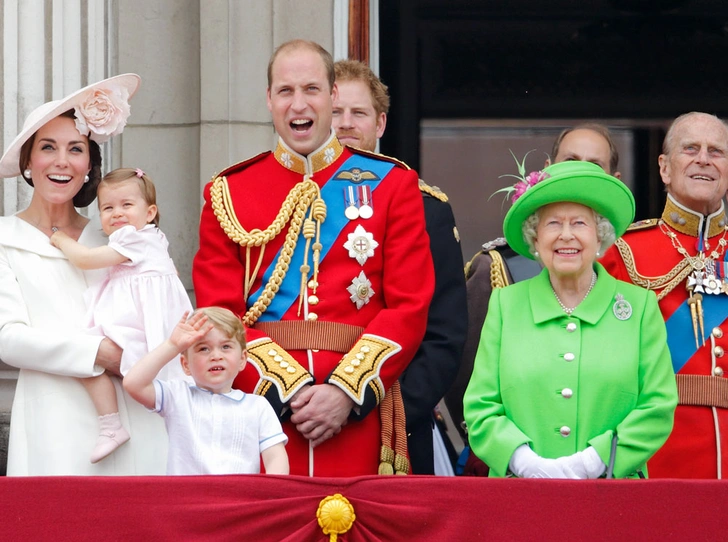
[380, 0, 728, 253]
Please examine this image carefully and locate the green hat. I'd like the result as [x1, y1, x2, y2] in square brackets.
[502, 161, 635, 259]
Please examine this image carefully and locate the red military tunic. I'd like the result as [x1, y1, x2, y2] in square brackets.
[193, 133, 434, 477]
[601, 194, 728, 478]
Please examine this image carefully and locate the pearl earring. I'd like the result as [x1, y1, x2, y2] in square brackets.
[596, 250, 602, 257]
[533, 251, 539, 258]
[84, 174, 90, 183]
[23, 169, 31, 179]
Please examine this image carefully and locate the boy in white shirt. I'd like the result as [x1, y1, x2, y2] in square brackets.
[124, 307, 289, 475]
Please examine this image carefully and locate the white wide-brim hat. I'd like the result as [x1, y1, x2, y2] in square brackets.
[0, 73, 141, 178]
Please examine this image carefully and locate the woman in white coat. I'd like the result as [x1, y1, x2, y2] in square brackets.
[0, 75, 168, 475]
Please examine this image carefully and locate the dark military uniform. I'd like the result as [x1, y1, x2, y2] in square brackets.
[400, 181, 467, 474]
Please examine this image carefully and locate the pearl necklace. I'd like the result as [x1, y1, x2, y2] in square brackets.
[551, 271, 597, 315]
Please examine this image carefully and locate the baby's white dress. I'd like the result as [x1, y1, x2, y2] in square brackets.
[87, 224, 192, 379]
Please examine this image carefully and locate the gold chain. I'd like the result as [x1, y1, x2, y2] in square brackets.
[210, 175, 325, 326]
[659, 219, 728, 268]
[616, 220, 728, 301]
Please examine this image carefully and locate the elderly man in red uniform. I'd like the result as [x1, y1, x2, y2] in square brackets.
[192, 40, 434, 477]
[602, 112, 728, 478]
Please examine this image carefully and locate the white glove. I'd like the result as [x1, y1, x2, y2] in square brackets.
[509, 444, 580, 479]
[560, 446, 607, 479]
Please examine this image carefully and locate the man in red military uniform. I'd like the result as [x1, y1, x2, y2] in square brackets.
[602, 112, 728, 478]
[192, 39, 434, 477]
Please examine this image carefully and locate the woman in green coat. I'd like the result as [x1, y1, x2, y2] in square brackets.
[463, 161, 678, 479]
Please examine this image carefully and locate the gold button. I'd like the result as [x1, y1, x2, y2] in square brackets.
[274, 355, 283, 362]
[308, 279, 318, 289]
[308, 295, 319, 305]
[357, 284, 370, 299]
[344, 366, 355, 374]
[280, 361, 289, 368]
[307, 312, 318, 321]
[286, 366, 296, 374]
[713, 327, 724, 338]
[715, 346, 725, 358]
[715, 367, 724, 376]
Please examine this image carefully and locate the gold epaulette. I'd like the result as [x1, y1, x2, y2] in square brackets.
[212, 151, 271, 181]
[345, 146, 411, 170]
[418, 179, 448, 202]
[626, 218, 659, 231]
[489, 249, 510, 290]
[463, 238, 511, 289]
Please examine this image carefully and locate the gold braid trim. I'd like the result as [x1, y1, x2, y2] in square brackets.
[488, 249, 511, 290]
[614, 238, 692, 301]
[418, 179, 448, 202]
[247, 338, 313, 402]
[210, 175, 325, 326]
[328, 335, 401, 406]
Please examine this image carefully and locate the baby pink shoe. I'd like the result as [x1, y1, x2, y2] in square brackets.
[90, 412, 131, 464]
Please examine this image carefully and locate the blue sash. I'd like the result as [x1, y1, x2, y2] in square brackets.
[251, 154, 396, 321]
[666, 294, 728, 373]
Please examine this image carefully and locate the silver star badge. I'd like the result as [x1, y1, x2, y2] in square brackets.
[347, 271, 375, 309]
[344, 225, 379, 265]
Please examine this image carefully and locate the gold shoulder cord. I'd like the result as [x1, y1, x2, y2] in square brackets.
[210, 175, 326, 326]
[614, 238, 692, 301]
[488, 250, 510, 290]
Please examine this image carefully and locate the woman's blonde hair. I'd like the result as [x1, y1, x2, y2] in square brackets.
[98, 167, 160, 226]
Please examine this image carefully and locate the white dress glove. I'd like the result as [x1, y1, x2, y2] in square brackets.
[509, 444, 580, 479]
[560, 446, 607, 479]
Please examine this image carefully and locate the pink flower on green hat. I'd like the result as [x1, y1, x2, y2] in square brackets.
[491, 150, 551, 204]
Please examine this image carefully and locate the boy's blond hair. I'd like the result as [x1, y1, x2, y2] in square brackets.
[191, 307, 246, 350]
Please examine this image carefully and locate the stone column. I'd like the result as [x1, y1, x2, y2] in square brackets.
[199, 0, 335, 197]
[116, 0, 202, 293]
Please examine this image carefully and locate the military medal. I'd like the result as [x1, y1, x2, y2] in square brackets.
[347, 271, 375, 309]
[359, 185, 373, 219]
[344, 225, 379, 265]
[344, 186, 359, 220]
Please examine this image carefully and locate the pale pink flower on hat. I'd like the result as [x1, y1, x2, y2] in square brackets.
[74, 86, 131, 144]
